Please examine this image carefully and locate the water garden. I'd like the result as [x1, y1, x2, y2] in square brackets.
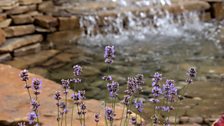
[0, 0, 224, 126]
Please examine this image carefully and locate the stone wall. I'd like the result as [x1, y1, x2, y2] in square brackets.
[0, 0, 223, 63]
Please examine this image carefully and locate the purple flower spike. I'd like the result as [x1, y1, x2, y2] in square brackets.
[61, 79, 70, 94]
[105, 107, 115, 121]
[187, 67, 196, 78]
[134, 99, 144, 113]
[19, 69, 29, 81]
[152, 86, 162, 97]
[31, 99, 40, 111]
[28, 111, 37, 124]
[78, 90, 86, 100]
[54, 91, 61, 101]
[94, 113, 100, 123]
[73, 65, 82, 76]
[104, 46, 115, 64]
[107, 81, 119, 98]
[32, 78, 42, 95]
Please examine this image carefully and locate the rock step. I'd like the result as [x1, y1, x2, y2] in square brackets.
[11, 11, 42, 25]
[0, 34, 43, 53]
[14, 43, 41, 57]
[3, 25, 35, 37]
[5, 4, 36, 15]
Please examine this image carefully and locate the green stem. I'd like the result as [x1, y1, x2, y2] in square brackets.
[25, 81, 32, 102]
[71, 105, 74, 126]
[119, 105, 125, 126]
[76, 104, 82, 125]
[61, 114, 64, 126]
[57, 100, 60, 126]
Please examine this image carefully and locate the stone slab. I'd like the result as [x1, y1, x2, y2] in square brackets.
[0, 29, 6, 46]
[3, 25, 35, 37]
[14, 43, 41, 57]
[58, 16, 80, 31]
[47, 30, 81, 45]
[34, 15, 58, 29]
[6, 50, 59, 68]
[6, 4, 36, 15]
[0, 34, 43, 53]
[19, 0, 42, 5]
[0, 19, 12, 28]
[11, 11, 42, 25]
[0, 53, 12, 62]
[0, 0, 19, 10]
[38, 1, 55, 14]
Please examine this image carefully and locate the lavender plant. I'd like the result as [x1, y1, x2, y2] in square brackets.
[18, 45, 197, 126]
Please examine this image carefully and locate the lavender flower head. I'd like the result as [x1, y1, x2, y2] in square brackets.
[59, 102, 68, 114]
[152, 72, 162, 87]
[19, 69, 29, 81]
[134, 99, 144, 113]
[73, 65, 82, 76]
[102, 75, 112, 82]
[28, 111, 37, 124]
[105, 107, 115, 121]
[54, 91, 61, 101]
[104, 46, 115, 64]
[187, 67, 196, 78]
[107, 81, 119, 98]
[78, 90, 86, 100]
[122, 95, 131, 105]
[32, 78, 42, 95]
[131, 116, 137, 125]
[31, 99, 40, 111]
[61, 79, 70, 94]
[162, 80, 177, 102]
[152, 86, 162, 97]
[94, 113, 100, 123]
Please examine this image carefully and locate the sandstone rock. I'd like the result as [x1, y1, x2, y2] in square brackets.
[0, 53, 12, 62]
[0, 0, 19, 10]
[34, 15, 58, 29]
[6, 50, 59, 69]
[0, 29, 6, 46]
[19, 0, 42, 5]
[0, 19, 12, 28]
[6, 4, 36, 15]
[11, 11, 42, 25]
[35, 26, 56, 33]
[14, 43, 41, 57]
[0, 13, 7, 22]
[58, 16, 80, 31]
[3, 25, 35, 37]
[180, 116, 190, 124]
[47, 30, 81, 45]
[38, 1, 55, 14]
[213, 2, 224, 20]
[189, 116, 203, 124]
[0, 34, 43, 53]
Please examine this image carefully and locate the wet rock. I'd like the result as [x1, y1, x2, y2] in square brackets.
[0, 19, 12, 28]
[6, 4, 36, 15]
[55, 53, 74, 62]
[47, 30, 81, 45]
[180, 116, 190, 124]
[0, 29, 6, 45]
[0, 0, 19, 10]
[0, 53, 12, 62]
[3, 25, 35, 37]
[6, 50, 59, 69]
[14, 43, 41, 57]
[0, 34, 43, 53]
[58, 16, 80, 31]
[38, 1, 55, 14]
[189, 116, 204, 124]
[34, 15, 58, 29]
[18, 0, 42, 5]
